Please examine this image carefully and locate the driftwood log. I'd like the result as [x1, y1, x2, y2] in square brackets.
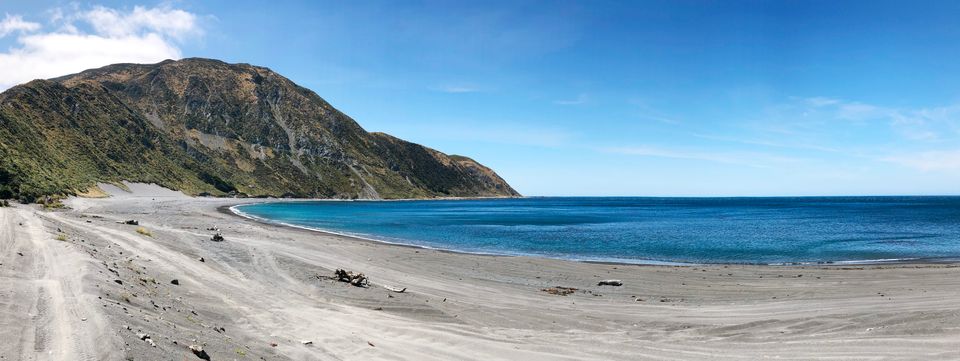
[383, 285, 407, 293]
[335, 269, 369, 287]
[541, 286, 578, 296]
[597, 279, 623, 286]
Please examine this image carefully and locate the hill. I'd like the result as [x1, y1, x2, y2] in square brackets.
[0, 58, 519, 201]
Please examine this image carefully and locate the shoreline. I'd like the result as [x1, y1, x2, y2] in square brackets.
[222, 203, 960, 268]
[222, 204, 693, 267]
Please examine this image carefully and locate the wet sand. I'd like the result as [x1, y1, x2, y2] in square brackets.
[1, 183, 959, 360]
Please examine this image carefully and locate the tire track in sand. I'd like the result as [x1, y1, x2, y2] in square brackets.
[0, 207, 115, 361]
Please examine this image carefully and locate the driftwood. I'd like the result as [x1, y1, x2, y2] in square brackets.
[597, 279, 623, 286]
[541, 286, 578, 296]
[383, 285, 407, 293]
[335, 269, 369, 287]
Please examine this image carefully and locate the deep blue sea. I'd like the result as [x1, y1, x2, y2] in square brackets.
[232, 197, 960, 265]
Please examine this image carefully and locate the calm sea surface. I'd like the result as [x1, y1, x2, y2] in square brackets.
[233, 197, 960, 264]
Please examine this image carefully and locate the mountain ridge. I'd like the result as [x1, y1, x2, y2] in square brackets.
[0, 58, 519, 201]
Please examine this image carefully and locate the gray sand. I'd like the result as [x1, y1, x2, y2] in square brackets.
[1, 183, 959, 360]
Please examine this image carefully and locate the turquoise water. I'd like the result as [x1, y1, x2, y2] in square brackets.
[233, 197, 960, 265]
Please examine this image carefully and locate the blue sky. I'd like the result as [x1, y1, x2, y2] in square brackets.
[2, 1, 960, 196]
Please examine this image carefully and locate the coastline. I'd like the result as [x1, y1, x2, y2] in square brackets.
[3, 184, 960, 360]
[223, 202, 960, 267]
[221, 204, 693, 266]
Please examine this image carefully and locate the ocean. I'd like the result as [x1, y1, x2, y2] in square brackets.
[232, 196, 960, 265]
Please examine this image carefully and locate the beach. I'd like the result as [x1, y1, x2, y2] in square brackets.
[2, 183, 959, 360]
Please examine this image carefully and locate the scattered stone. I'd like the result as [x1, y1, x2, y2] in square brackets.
[114, 279, 123, 285]
[198, 257, 205, 262]
[136, 333, 150, 341]
[210, 232, 224, 242]
[16, 252, 23, 257]
[541, 287, 578, 296]
[189, 344, 211, 360]
[270, 342, 278, 347]
[301, 340, 313, 345]
[171, 279, 180, 285]
[123, 220, 139, 225]
[598, 279, 623, 286]
[368, 341, 375, 347]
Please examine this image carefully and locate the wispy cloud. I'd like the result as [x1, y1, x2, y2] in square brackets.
[883, 149, 960, 172]
[602, 145, 806, 168]
[804, 96, 841, 107]
[692, 133, 842, 153]
[554, 93, 588, 105]
[0, 14, 40, 37]
[395, 123, 572, 148]
[0, 5, 204, 90]
[736, 96, 960, 174]
[433, 85, 480, 93]
[805, 97, 960, 140]
[757, 96, 960, 144]
[626, 98, 681, 124]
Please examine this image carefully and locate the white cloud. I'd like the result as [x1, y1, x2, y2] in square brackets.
[0, 14, 40, 37]
[0, 5, 203, 90]
[82, 6, 199, 40]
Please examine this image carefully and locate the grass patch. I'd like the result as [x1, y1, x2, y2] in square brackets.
[55, 233, 68, 241]
[135, 227, 152, 237]
[76, 185, 109, 198]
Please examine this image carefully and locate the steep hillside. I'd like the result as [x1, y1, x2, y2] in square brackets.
[0, 58, 519, 201]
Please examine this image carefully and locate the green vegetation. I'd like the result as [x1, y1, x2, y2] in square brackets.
[0, 58, 518, 200]
[56, 233, 68, 241]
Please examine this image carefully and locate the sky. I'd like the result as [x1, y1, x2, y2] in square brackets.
[1, 1, 959, 196]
